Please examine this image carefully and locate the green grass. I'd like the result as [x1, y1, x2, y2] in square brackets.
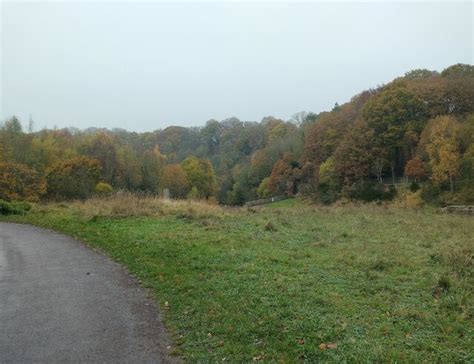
[2, 199, 473, 362]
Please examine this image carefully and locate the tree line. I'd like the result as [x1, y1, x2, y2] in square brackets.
[1, 63, 473, 205]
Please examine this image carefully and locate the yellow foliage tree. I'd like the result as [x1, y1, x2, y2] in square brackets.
[425, 116, 461, 193]
[45, 156, 102, 200]
[161, 164, 189, 198]
[181, 156, 217, 199]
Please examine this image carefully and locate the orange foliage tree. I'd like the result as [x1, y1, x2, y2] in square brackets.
[0, 162, 45, 202]
[404, 156, 426, 181]
[267, 154, 300, 196]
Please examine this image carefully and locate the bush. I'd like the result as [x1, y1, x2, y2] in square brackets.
[187, 186, 200, 200]
[0, 199, 13, 215]
[11, 201, 32, 213]
[438, 184, 474, 205]
[344, 182, 396, 202]
[0, 199, 31, 215]
[95, 182, 113, 195]
[420, 183, 442, 205]
[410, 181, 420, 192]
[257, 177, 271, 198]
[318, 183, 339, 205]
[395, 190, 424, 209]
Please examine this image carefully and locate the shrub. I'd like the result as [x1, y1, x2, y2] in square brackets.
[420, 183, 441, 205]
[11, 201, 32, 213]
[187, 186, 200, 200]
[257, 177, 271, 198]
[344, 182, 396, 202]
[0, 199, 13, 215]
[95, 182, 113, 195]
[0, 199, 31, 215]
[410, 181, 420, 192]
[394, 189, 424, 209]
[405, 191, 424, 208]
[318, 183, 339, 205]
[438, 184, 474, 205]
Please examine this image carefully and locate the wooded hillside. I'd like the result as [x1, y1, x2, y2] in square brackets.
[1, 63, 473, 205]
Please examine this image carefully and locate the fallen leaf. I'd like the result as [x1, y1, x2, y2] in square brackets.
[320, 342, 337, 350]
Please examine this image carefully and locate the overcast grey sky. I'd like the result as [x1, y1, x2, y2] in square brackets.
[1, 1, 472, 132]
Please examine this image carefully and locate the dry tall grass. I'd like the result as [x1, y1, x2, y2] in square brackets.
[38, 192, 234, 219]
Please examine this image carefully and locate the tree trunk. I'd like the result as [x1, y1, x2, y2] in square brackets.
[450, 173, 454, 193]
[391, 165, 395, 185]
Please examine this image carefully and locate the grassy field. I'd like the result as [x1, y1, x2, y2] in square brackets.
[2, 195, 473, 362]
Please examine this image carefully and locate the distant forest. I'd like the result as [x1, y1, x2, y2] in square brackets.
[1, 63, 473, 205]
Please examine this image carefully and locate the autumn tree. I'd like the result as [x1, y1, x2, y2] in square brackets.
[264, 118, 288, 144]
[45, 156, 102, 200]
[116, 145, 142, 190]
[161, 164, 189, 198]
[317, 157, 341, 203]
[226, 164, 256, 205]
[30, 130, 77, 173]
[333, 121, 375, 186]
[181, 156, 217, 198]
[140, 146, 166, 193]
[406, 73, 447, 118]
[0, 163, 45, 201]
[301, 100, 366, 192]
[267, 159, 291, 196]
[249, 150, 274, 186]
[200, 119, 222, 155]
[0, 116, 33, 165]
[425, 116, 461, 192]
[267, 154, 300, 196]
[303, 104, 358, 166]
[460, 144, 474, 184]
[404, 156, 426, 182]
[362, 83, 430, 180]
[80, 132, 121, 185]
[319, 157, 340, 190]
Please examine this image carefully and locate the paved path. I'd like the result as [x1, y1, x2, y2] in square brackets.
[0, 222, 176, 363]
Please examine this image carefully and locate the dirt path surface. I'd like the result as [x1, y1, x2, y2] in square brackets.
[0, 222, 177, 363]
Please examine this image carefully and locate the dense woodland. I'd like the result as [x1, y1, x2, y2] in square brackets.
[1, 63, 473, 205]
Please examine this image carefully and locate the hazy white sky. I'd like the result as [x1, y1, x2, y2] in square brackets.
[1, 1, 472, 132]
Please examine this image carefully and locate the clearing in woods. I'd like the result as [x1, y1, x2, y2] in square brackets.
[2, 196, 473, 362]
